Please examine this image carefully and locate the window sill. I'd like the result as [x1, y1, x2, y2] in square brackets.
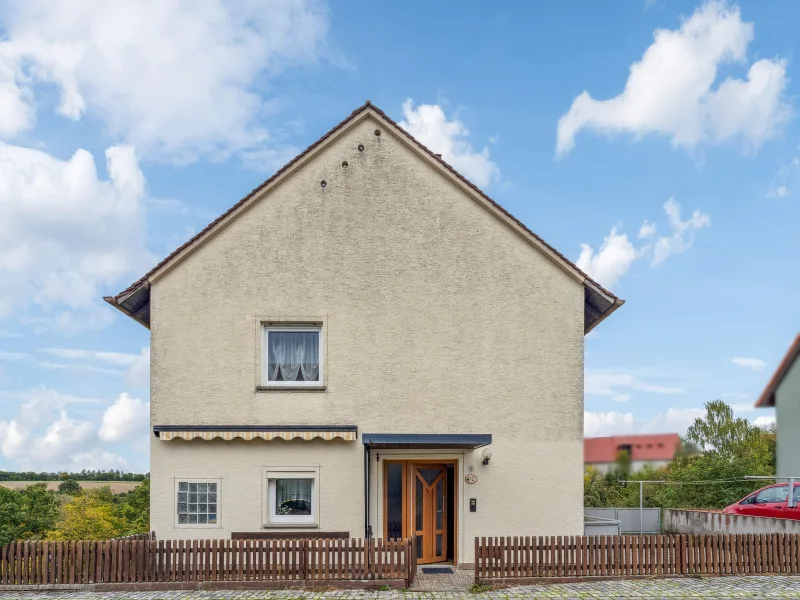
[263, 523, 319, 529]
[256, 385, 326, 392]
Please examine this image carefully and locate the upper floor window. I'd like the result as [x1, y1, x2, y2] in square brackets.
[263, 325, 322, 387]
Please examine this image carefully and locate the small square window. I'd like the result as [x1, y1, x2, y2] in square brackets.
[176, 479, 220, 527]
[266, 471, 317, 525]
[263, 326, 322, 386]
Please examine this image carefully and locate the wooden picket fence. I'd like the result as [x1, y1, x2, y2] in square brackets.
[0, 538, 413, 587]
[476, 534, 800, 582]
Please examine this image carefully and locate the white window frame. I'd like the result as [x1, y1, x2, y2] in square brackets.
[263, 468, 320, 527]
[261, 324, 323, 388]
[174, 478, 222, 529]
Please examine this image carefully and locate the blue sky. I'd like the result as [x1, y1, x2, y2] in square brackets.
[0, 0, 795, 472]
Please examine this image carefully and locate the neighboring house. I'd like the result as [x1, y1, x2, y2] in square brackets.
[584, 434, 681, 474]
[755, 334, 800, 479]
[105, 102, 623, 567]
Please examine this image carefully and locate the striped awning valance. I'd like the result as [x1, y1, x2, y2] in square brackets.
[153, 425, 357, 442]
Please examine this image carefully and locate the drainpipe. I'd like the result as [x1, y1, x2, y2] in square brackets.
[790, 478, 796, 509]
[364, 443, 371, 538]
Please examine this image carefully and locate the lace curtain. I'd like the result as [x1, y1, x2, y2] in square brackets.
[267, 331, 320, 382]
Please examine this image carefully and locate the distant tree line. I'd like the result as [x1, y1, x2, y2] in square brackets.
[0, 470, 147, 482]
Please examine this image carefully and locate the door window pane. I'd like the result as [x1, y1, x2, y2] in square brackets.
[416, 536, 423, 558]
[419, 468, 442, 487]
[435, 480, 443, 530]
[436, 534, 442, 556]
[276, 478, 313, 515]
[386, 463, 404, 539]
[415, 477, 423, 531]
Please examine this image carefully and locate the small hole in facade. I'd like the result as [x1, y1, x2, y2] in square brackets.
[320, 180, 327, 189]
[374, 129, 381, 136]
[341, 160, 348, 168]
[357, 144, 365, 152]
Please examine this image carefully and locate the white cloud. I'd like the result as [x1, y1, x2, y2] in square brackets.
[753, 415, 776, 428]
[585, 407, 705, 437]
[0, 1, 331, 165]
[0, 143, 151, 330]
[37, 346, 150, 386]
[0, 387, 129, 470]
[38, 362, 123, 376]
[732, 356, 767, 371]
[638, 221, 657, 239]
[0, 351, 31, 361]
[651, 198, 710, 265]
[98, 393, 149, 443]
[399, 99, 500, 188]
[767, 157, 799, 198]
[586, 369, 685, 399]
[557, 2, 790, 156]
[576, 227, 640, 289]
[578, 198, 709, 289]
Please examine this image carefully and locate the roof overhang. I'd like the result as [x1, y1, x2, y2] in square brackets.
[105, 102, 623, 334]
[362, 433, 491, 449]
[153, 424, 358, 442]
[756, 334, 800, 408]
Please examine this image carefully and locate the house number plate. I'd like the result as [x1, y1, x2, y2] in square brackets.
[464, 474, 477, 484]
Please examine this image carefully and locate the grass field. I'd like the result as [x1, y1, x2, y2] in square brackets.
[0, 481, 142, 493]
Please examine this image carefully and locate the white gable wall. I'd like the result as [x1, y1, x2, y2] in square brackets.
[148, 116, 586, 563]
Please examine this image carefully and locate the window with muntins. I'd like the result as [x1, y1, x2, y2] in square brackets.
[263, 326, 321, 386]
[176, 481, 218, 525]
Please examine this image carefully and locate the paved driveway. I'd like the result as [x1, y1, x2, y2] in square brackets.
[2, 576, 800, 599]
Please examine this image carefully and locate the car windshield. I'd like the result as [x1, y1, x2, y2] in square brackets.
[755, 485, 789, 504]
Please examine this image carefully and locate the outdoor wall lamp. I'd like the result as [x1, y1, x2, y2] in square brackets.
[482, 448, 492, 465]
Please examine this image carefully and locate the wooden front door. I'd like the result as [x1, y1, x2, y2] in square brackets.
[412, 464, 447, 564]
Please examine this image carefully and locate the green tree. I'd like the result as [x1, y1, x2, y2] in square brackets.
[58, 479, 81, 495]
[48, 487, 127, 540]
[0, 484, 60, 546]
[118, 478, 150, 534]
[663, 400, 775, 509]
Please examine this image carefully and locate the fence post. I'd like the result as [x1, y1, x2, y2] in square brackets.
[301, 539, 308, 581]
[474, 537, 479, 583]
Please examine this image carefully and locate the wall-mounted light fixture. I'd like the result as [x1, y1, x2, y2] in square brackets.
[482, 448, 492, 466]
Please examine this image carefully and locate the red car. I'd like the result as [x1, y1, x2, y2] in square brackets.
[723, 484, 800, 519]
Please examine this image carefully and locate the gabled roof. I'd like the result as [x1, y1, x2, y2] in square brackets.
[105, 101, 623, 331]
[584, 433, 681, 464]
[755, 334, 800, 408]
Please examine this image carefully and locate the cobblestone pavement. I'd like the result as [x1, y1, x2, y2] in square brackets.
[3, 576, 800, 599]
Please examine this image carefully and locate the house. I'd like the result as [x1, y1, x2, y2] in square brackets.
[584, 433, 681, 474]
[104, 102, 623, 567]
[755, 334, 800, 479]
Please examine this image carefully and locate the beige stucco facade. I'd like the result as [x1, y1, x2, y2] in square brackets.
[142, 111, 596, 566]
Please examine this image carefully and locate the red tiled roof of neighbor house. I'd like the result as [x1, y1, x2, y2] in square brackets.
[106, 101, 623, 331]
[584, 433, 682, 464]
[755, 333, 800, 408]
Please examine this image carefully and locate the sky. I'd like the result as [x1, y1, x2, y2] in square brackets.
[0, 0, 796, 473]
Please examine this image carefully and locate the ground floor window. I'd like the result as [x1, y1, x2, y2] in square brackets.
[265, 469, 319, 525]
[175, 479, 220, 527]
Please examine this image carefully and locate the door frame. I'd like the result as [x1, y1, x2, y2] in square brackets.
[381, 458, 458, 565]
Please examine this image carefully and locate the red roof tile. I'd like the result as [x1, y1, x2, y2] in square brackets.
[584, 433, 681, 464]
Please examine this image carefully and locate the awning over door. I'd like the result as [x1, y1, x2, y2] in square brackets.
[153, 425, 357, 442]
[361, 433, 491, 449]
